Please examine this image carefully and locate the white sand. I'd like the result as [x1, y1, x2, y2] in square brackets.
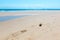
[0, 12, 60, 40]
[0, 10, 60, 16]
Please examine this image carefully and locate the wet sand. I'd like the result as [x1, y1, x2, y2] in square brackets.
[0, 10, 60, 16]
[0, 11, 60, 40]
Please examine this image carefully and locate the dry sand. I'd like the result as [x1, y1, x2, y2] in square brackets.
[0, 11, 60, 40]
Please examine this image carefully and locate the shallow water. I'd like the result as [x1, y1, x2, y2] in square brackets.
[0, 16, 27, 22]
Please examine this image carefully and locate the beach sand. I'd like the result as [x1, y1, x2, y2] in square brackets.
[0, 11, 60, 40]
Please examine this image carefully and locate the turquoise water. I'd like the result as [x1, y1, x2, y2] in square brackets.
[0, 16, 26, 22]
[0, 9, 60, 12]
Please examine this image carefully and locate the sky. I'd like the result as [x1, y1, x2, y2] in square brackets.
[0, 0, 60, 9]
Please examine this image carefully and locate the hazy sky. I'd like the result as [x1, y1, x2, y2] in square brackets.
[0, 0, 60, 9]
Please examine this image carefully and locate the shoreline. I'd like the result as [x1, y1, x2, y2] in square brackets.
[0, 10, 60, 16]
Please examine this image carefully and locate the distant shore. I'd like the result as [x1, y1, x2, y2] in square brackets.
[0, 10, 60, 16]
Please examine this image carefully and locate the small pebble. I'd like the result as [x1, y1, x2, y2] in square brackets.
[39, 24, 42, 27]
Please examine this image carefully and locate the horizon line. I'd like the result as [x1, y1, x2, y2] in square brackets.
[0, 9, 60, 11]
